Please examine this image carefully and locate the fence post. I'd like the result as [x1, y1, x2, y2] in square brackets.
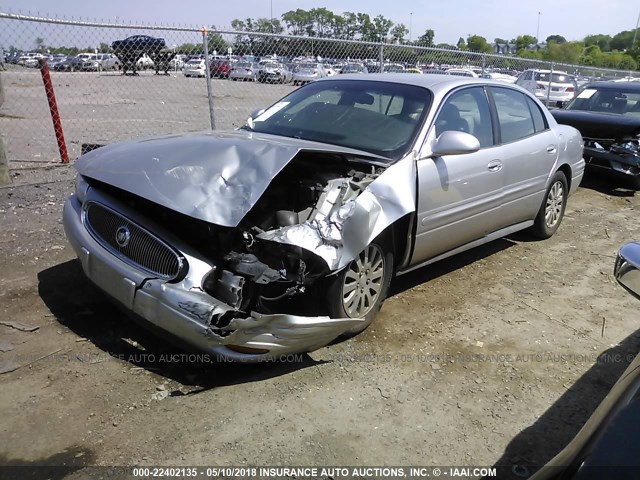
[481, 54, 486, 77]
[379, 44, 384, 73]
[201, 27, 216, 130]
[0, 71, 9, 186]
[546, 62, 554, 106]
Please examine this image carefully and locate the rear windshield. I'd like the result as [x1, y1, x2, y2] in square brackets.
[536, 72, 574, 83]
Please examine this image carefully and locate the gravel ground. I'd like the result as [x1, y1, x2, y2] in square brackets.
[1, 67, 639, 480]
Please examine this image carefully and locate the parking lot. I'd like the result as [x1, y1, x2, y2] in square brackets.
[1, 67, 640, 478]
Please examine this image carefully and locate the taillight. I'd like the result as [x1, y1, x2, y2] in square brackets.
[536, 83, 546, 89]
[566, 86, 574, 92]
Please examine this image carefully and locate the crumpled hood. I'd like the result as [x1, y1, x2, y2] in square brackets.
[76, 130, 384, 228]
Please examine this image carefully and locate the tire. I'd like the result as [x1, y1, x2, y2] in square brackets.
[530, 171, 568, 239]
[326, 241, 393, 334]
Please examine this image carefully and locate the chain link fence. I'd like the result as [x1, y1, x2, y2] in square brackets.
[1, 12, 639, 165]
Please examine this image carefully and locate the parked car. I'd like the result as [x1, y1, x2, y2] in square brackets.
[21, 52, 46, 68]
[516, 69, 577, 106]
[384, 64, 406, 73]
[112, 35, 165, 75]
[97, 53, 120, 70]
[551, 81, 640, 189]
[52, 56, 75, 72]
[70, 53, 101, 72]
[258, 61, 292, 84]
[446, 68, 479, 77]
[530, 241, 640, 479]
[169, 54, 186, 70]
[136, 53, 154, 70]
[210, 59, 231, 78]
[481, 72, 517, 83]
[291, 62, 325, 85]
[182, 58, 206, 77]
[340, 63, 368, 74]
[111, 35, 166, 55]
[62, 75, 584, 362]
[229, 61, 259, 81]
[47, 54, 68, 70]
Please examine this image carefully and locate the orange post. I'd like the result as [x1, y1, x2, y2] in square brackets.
[39, 58, 69, 163]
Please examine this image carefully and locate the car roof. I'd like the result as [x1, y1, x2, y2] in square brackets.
[583, 81, 640, 92]
[317, 73, 519, 94]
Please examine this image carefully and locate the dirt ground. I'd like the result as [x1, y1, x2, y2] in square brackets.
[1, 69, 640, 480]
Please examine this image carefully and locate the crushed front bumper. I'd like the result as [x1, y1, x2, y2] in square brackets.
[62, 194, 362, 362]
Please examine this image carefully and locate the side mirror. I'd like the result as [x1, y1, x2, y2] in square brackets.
[245, 108, 265, 130]
[432, 130, 480, 157]
[615, 242, 640, 299]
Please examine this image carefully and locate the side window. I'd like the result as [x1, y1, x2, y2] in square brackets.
[526, 96, 548, 132]
[435, 87, 493, 148]
[491, 88, 536, 143]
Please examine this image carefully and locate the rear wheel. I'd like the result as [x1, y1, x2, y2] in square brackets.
[326, 241, 393, 334]
[530, 171, 568, 239]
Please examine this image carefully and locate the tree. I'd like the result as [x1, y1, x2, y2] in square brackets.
[544, 41, 583, 64]
[611, 30, 636, 51]
[514, 35, 537, 52]
[545, 35, 566, 44]
[390, 24, 408, 44]
[99, 42, 110, 53]
[494, 37, 508, 45]
[456, 37, 467, 50]
[34, 37, 45, 52]
[467, 35, 491, 53]
[418, 29, 435, 47]
[584, 34, 612, 52]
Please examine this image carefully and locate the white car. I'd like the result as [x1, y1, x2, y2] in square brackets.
[182, 58, 206, 78]
[136, 53, 154, 70]
[516, 69, 577, 106]
[482, 72, 517, 83]
[445, 68, 479, 78]
[97, 53, 120, 70]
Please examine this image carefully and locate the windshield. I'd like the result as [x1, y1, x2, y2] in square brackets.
[248, 79, 431, 160]
[565, 86, 640, 115]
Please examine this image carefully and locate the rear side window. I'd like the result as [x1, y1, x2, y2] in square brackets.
[491, 88, 536, 143]
[526, 96, 548, 132]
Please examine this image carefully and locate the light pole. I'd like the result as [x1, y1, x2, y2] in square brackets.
[632, 9, 640, 49]
[409, 12, 413, 43]
[536, 11, 542, 44]
[270, 0, 273, 32]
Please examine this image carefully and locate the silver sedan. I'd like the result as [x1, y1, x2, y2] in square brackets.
[63, 75, 585, 361]
[229, 62, 260, 81]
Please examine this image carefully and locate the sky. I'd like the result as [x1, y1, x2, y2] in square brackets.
[0, 0, 637, 47]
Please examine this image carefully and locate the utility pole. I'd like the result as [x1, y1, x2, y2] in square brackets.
[536, 11, 541, 43]
[409, 12, 413, 42]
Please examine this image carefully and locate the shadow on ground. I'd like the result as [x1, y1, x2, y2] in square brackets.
[37, 260, 326, 392]
[488, 328, 640, 479]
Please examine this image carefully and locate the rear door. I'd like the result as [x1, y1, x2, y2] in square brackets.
[487, 86, 558, 225]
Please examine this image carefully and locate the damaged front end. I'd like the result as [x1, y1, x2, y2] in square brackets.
[583, 135, 640, 189]
[64, 138, 415, 361]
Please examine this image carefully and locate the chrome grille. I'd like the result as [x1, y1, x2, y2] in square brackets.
[84, 202, 184, 281]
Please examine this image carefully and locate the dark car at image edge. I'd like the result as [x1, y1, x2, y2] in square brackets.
[551, 82, 640, 189]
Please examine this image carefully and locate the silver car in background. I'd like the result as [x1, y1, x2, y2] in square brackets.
[63, 75, 584, 361]
[229, 62, 260, 82]
[292, 62, 326, 85]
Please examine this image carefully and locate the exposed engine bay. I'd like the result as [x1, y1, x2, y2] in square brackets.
[584, 135, 640, 176]
[89, 152, 384, 315]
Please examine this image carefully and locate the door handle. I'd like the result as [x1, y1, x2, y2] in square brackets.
[546, 145, 557, 154]
[487, 160, 503, 172]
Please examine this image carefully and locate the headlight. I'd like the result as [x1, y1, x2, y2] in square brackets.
[75, 174, 90, 204]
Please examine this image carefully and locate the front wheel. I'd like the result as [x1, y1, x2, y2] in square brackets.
[530, 171, 568, 239]
[326, 241, 393, 334]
